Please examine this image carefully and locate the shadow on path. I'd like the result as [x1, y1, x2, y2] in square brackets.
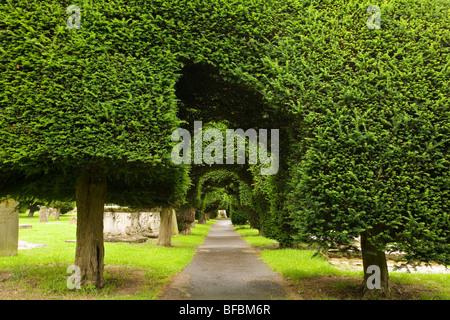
[158, 219, 302, 300]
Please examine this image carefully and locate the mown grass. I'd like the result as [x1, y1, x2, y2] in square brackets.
[235, 225, 450, 300]
[0, 212, 215, 300]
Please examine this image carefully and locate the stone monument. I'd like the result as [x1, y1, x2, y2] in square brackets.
[0, 199, 19, 256]
[38, 206, 49, 223]
[49, 207, 60, 221]
[171, 209, 179, 236]
[103, 206, 162, 242]
[217, 210, 228, 219]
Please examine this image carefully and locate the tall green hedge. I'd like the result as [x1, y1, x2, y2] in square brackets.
[0, 0, 280, 206]
[230, 198, 249, 226]
[1, 0, 448, 268]
[273, 0, 449, 265]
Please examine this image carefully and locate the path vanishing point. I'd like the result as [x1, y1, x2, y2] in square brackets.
[159, 219, 301, 300]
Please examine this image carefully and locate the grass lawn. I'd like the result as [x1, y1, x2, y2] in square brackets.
[235, 225, 450, 300]
[0, 212, 215, 300]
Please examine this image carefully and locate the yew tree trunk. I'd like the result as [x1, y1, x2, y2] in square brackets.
[198, 213, 206, 224]
[177, 206, 196, 235]
[158, 207, 173, 246]
[75, 168, 107, 289]
[360, 231, 390, 296]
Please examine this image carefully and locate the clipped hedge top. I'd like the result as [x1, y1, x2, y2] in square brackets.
[0, 0, 280, 203]
[1, 0, 448, 218]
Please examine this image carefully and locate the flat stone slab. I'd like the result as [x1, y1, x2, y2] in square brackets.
[19, 224, 32, 229]
[18, 241, 48, 250]
[104, 235, 148, 243]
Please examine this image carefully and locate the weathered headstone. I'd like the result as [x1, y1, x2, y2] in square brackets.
[218, 210, 228, 219]
[69, 216, 77, 224]
[38, 206, 49, 223]
[103, 206, 162, 242]
[171, 209, 179, 236]
[0, 199, 19, 256]
[49, 208, 60, 221]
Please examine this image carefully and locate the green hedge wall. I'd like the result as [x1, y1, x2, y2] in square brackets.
[0, 0, 279, 206]
[230, 198, 249, 226]
[1, 0, 448, 263]
[273, 0, 449, 263]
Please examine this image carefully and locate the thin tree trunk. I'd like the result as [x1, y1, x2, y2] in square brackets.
[158, 207, 173, 246]
[75, 168, 107, 289]
[190, 209, 196, 228]
[198, 213, 206, 224]
[360, 231, 390, 297]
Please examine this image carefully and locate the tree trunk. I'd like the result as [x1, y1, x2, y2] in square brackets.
[176, 206, 193, 235]
[75, 168, 107, 289]
[190, 209, 196, 228]
[198, 214, 206, 224]
[360, 231, 390, 297]
[158, 207, 173, 246]
[27, 211, 34, 217]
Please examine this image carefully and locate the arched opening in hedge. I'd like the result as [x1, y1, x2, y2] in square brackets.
[175, 62, 273, 129]
[171, 60, 282, 235]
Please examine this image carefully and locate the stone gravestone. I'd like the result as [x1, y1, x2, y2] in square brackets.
[103, 206, 162, 242]
[69, 216, 77, 224]
[0, 199, 19, 256]
[49, 207, 60, 221]
[217, 210, 228, 219]
[38, 206, 49, 223]
[171, 209, 179, 236]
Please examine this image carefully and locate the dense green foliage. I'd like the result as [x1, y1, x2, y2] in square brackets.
[202, 188, 230, 218]
[1, 0, 448, 269]
[279, 0, 449, 265]
[229, 201, 249, 226]
[0, 0, 196, 206]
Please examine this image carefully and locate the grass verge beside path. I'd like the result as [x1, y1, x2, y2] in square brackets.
[0, 213, 215, 300]
[235, 225, 450, 300]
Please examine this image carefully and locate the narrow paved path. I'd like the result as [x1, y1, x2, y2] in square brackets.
[159, 219, 301, 300]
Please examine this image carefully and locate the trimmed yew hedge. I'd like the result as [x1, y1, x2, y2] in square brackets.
[0, 0, 280, 206]
[271, 0, 450, 266]
[1, 0, 448, 285]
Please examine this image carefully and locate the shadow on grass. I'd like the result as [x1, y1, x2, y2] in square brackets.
[0, 263, 163, 300]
